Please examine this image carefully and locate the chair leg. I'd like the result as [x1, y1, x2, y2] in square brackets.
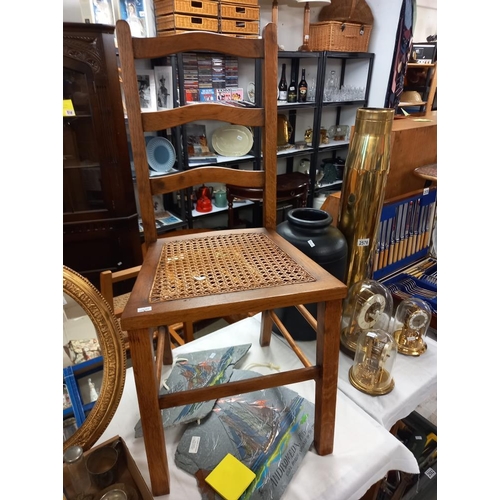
[128, 327, 170, 495]
[314, 299, 342, 455]
[182, 321, 194, 343]
[260, 310, 273, 346]
[155, 326, 167, 386]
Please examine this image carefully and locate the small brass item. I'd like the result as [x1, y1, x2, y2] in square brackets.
[391, 298, 431, 356]
[349, 328, 397, 396]
[277, 114, 293, 146]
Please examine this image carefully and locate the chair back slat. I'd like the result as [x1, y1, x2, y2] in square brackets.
[116, 21, 278, 247]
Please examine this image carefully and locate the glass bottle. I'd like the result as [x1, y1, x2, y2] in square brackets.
[287, 72, 297, 103]
[325, 70, 339, 101]
[278, 63, 287, 102]
[306, 78, 316, 102]
[63, 445, 91, 497]
[298, 68, 308, 103]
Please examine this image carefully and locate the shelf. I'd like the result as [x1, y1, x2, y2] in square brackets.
[407, 62, 435, 68]
[277, 145, 314, 157]
[315, 180, 343, 190]
[318, 140, 350, 151]
[398, 101, 427, 108]
[187, 154, 254, 167]
[277, 102, 317, 110]
[191, 199, 254, 218]
[323, 99, 366, 107]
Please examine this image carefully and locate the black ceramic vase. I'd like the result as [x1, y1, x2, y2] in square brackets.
[275, 207, 348, 340]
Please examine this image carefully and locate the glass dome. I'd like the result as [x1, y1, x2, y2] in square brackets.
[340, 279, 393, 356]
[391, 298, 432, 356]
[349, 328, 397, 395]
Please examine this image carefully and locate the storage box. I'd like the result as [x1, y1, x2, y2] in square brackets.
[219, 3, 260, 20]
[156, 12, 219, 32]
[220, 18, 259, 34]
[309, 21, 372, 52]
[155, 0, 218, 18]
[63, 436, 153, 500]
[220, 0, 259, 5]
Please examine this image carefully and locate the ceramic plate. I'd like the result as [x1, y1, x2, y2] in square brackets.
[211, 125, 253, 157]
[146, 136, 176, 172]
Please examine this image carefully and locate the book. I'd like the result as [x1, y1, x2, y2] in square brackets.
[230, 87, 244, 101]
[205, 453, 256, 500]
[216, 88, 232, 101]
[199, 88, 216, 102]
[185, 123, 212, 157]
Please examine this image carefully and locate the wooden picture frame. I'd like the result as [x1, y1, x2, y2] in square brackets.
[154, 66, 173, 110]
[137, 70, 156, 112]
[91, 0, 115, 24]
[116, 0, 147, 37]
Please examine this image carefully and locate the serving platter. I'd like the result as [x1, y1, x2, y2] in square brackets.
[211, 125, 253, 157]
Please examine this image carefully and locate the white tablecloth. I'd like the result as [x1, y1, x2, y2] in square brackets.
[290, 334, 438, 430]
[97, 315, 419, 499]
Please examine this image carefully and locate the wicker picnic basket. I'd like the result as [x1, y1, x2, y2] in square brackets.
[309, 0, 373, 52]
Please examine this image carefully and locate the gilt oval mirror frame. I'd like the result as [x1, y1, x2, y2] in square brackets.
[63, 265, 126, 452]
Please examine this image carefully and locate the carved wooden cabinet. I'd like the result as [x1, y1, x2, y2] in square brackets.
[63, 22, 142, 288]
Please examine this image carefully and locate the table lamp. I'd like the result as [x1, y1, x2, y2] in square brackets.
[296, 0, 331, 52]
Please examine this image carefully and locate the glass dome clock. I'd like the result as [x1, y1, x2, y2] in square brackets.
[349, 328, 397, 395]
[391, 298, 432, 356]
[340, 279, 393, 357]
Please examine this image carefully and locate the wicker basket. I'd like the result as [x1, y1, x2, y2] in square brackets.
[219, 3, 260, 20]
[309, 21, 372, 52]
[220, 19, 259, 34]
[220, 0, 258, 5]
[156, 13, 219, 32]
[155, 0, 218, 17]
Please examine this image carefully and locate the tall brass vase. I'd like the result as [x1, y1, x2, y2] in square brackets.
[337, 108, 394, 354]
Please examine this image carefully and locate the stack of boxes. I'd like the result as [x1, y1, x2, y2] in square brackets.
[154, 0, 260, 38]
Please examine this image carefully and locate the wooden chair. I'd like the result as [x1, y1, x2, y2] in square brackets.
[99, 266, 189, 379]
[116, 20, 347, 495]
[226, 171, 309, 228]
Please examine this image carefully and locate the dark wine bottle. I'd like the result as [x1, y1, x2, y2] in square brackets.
[287, 71, 297, 103]
[298, 68, 308, 103]
[278, 63, 287, 102]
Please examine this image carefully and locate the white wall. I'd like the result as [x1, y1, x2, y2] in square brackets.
[62, 0, 436, 108]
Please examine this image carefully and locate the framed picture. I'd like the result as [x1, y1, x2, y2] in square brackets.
[91, 0, 115, 24]
[154, 66, 173, 109]
[117, 0, 147, 37]
[137, 70, 156, 111]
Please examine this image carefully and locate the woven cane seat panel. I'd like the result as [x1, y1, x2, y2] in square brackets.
[149, 232, 316, 302]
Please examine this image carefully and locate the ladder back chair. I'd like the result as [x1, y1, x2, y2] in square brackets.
[116, 20, 348, 495]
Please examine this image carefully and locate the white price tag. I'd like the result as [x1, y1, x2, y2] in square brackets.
[189, 436, 201, 453]
[423, 187, 430, 196]
[137, 306, 152, 312]
[424, 467, 436, 480]
[307, 239, 315, 247]
[357, 238, 370, 247]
